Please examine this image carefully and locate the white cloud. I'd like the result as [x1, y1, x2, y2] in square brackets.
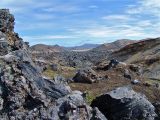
[82, 27, 114, 37]
[142, 0, 160, 8]
[136, 20, 152, 27]
[0, 0, 45, 14]
[66, 21, 159, 40]
[0, 0, 30, 5]
[22, 35, 77, 41]
[88, 5, 98, 9]
[126, 8, 142, 14]
[127, 0, 160, 17]
[33, 13, 56, 20]
[43, 5, 80, 13]
[15, 22, 58, 31]
[102, 15, 131, 21]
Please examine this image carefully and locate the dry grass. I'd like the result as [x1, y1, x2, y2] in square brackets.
[70, 68, 160, 103]
[43, 64, 160, 104]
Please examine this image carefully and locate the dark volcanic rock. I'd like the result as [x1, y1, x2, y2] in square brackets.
[50, 63, 59, 71]
[73, 68, 99, 84]
[91, 107, 108, 120]
[153, 102, 160, 119]
[91, 86, 157, 120]
[0, 9, 107, 120]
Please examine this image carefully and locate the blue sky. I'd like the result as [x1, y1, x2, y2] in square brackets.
[0, 0, 160, 46]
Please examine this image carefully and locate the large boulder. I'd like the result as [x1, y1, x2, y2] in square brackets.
[129, 64, 143, 75]
[91, 86, 157, 120]
[73, 68, 99, 83]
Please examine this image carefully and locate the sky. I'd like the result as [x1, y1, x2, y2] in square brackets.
[0, 0, 160, 46]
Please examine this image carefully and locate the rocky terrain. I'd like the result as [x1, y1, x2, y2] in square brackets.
[109, 38, 160, 81]
[30, 39, 136, 69]
[0, 9, 160, 120]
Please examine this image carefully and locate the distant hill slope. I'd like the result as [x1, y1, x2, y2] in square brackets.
[68, 44, 100, 51]
[30, 39, 135, 53]
[30, 44, 66, 53]
[109, 38, 160, 80]
[30, 43, 100, 53]
[92, 39, 137, 52]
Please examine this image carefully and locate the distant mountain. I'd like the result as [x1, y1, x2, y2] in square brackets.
[91, 39, 137, 52]
[30, 43, 101, 53]
[30, 44, 66, 53]
[67, 44, 100, 51]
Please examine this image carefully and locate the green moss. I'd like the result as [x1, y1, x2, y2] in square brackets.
[43, 68, 58, 79]
[85, 91, 96, 105]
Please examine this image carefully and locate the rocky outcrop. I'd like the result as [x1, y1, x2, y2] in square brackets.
[0, 9, 14, 33]
[0, 9, 27, 54]
[0, 9, 107, 120]
[91, 86, 157, 120]
[73, 68, 100, 84]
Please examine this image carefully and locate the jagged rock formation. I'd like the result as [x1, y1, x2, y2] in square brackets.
[0, 9, 106, 120]
[91, 86, 157, 120]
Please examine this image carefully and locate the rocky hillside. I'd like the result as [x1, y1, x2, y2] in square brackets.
[91, 39, 136, 52]
[68, 44, 100, 51]
[31, 44, 66, 53]
[31, 43, 100, 53]
[109, 38, 160, 80]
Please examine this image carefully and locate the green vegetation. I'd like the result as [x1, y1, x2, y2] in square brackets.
[61, 66, 76, 78]
[43, 67, 58, 79]
[43, 65, 76, 79]
[85, 91, 96, 105]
